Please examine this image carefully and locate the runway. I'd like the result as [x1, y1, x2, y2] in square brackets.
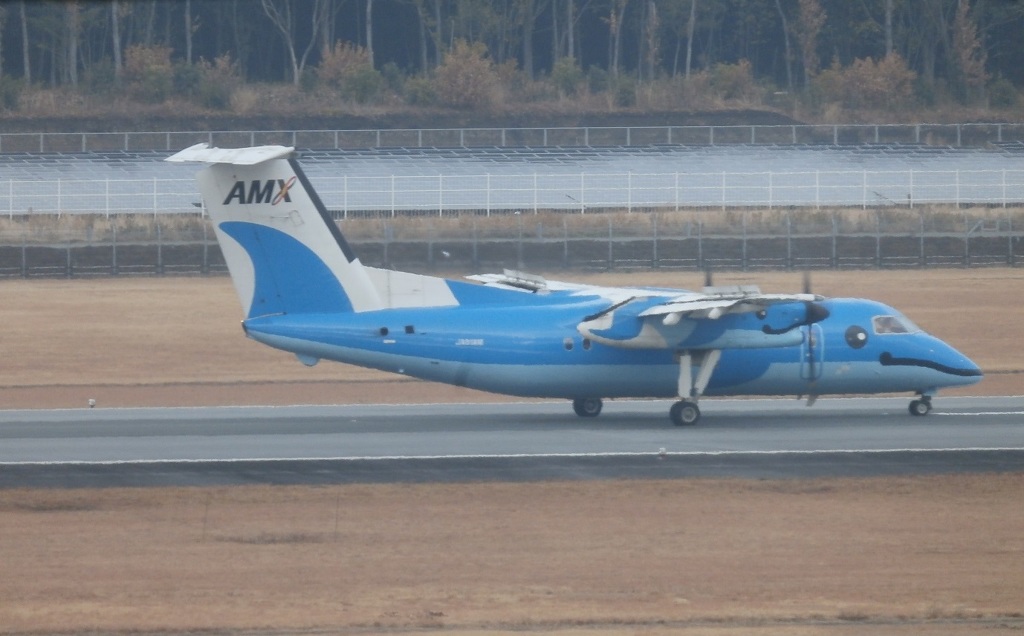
[1, 396, 1022, 488]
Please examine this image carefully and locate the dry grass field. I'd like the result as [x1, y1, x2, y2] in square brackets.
[0, 268, 1020, 408]
[1, 268, 1023, 635]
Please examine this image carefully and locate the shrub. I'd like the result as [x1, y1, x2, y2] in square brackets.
[433, 39, 499, 110]
[0, 76, 22, 110]
[403, 75, 437, 106]
[587, 66, 609, 93]
[989, 76, 1018, 109]
[551, 57, 584, 97]
[316, 41, 382, 104]
[612, 75, 636, 107]
[710, 59, 757, 101]
[814, 53, 916, 111]
[173, 62, 202, 95]
[196, 54, 240, 110]
[83, 59, 117, 95]
[123, 44, 173, 103]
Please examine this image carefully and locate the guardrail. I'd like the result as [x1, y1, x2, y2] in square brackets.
[1, 211, 1019, 278]
[4, 169, 1023, 217]
[2, 123, 1024, 153]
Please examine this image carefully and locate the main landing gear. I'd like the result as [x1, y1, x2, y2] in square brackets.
[669, 400, 700, 426]
[572, 397, 603, 417]
[670, 349, 720, 426]
[571, 349, 720, 426]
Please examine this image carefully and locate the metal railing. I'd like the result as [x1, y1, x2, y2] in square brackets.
[1, 210, 1019, 278]
[4, 169, 1024, 217]
[2, 123, 1024, 153]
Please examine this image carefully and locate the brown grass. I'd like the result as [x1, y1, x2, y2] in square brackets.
[0, 267, 1019, 408]
[2, 477, 1023, 634]
[3, 205, 1022, 244]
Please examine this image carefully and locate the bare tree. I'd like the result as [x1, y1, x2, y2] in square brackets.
[608, 0, 629, 76]
[19, 0, 29, 83]
[111, 0, 123, 80]
[184, 0, 193, 65]
[953, 0, 987, 100]
[774, 0, 793, 91]
[885, 0, 893, 57]
[261, 0, 330, 84]
[685, 0, 697, 79]
[66, 1, 80, 86]
[796, 0, 825, 86]
[365, 0, 375, 68]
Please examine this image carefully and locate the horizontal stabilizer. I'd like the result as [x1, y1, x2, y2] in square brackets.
[166, 143, 295, 165]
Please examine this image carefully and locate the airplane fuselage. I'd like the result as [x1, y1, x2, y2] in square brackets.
[243, 296, 980, 401]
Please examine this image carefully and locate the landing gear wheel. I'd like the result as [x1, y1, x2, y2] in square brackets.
[909, 398, 932, 416]
[670, 400, 701, 426]
[573, 397, 603, 418]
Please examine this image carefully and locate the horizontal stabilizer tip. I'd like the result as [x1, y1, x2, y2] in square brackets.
[166, 143, 295, 165]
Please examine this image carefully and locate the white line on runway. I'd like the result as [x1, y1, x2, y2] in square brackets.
[3, 446, 1024, 466]
[933, 412, 1024, 416]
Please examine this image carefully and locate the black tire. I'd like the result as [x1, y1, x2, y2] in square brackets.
[572, 397, 603, 417]
[909, 399, 932, 416]
[670, 400, 701, 426]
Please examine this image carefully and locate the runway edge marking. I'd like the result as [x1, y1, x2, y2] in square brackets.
[3, 446, 1024, 467]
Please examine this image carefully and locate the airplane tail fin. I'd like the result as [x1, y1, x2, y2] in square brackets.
[167, 144, 383, 318]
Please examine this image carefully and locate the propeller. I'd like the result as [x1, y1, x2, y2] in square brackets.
[803, 271, 820, 403]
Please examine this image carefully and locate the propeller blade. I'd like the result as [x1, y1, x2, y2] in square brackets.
[804, 300, 830, 325]
[803, 271, 812, 295]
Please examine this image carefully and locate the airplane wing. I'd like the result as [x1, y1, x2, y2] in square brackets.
[467, 269, 676, 301]
[637, 288, 821, 323]
[469, 270, 830, 350]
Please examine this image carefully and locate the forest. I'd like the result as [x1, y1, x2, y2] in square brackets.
[0, 0, 1021, 120]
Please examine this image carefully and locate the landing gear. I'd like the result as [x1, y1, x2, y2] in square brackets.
[670, 400, 701, 426]
[572, 397, 603, 417]
[909, 396, 933, 416]
[670, 349, 720, 427]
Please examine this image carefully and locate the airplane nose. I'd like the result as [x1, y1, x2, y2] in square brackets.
[878, 339, 983, 386]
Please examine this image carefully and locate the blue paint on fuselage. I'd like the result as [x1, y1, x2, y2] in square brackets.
[242, 294, 981, 400]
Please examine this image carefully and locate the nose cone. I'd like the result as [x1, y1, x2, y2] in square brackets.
[879, 336, 984, 388]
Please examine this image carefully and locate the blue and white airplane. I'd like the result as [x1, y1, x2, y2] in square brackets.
[168, 144, 983, 425]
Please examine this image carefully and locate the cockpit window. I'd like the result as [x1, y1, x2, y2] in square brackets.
[872, 315, 921, 335]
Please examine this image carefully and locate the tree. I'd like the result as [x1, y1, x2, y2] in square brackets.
[111, 0, 123, 81]
[65, 1, 81, 87]
[796, 0, 825, 86]
[608, 0, 629, 76]
[952, 0, 986, 101]
[774, 0, 793, 90]
[17, 1, 29, 84]
[260, 0, 331, 85]
[433, 39, 500, 109]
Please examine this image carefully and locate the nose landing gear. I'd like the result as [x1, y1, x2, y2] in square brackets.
[909, 395, 933, 416]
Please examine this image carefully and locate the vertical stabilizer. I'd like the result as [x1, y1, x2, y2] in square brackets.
[168, 144, 383, 318]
